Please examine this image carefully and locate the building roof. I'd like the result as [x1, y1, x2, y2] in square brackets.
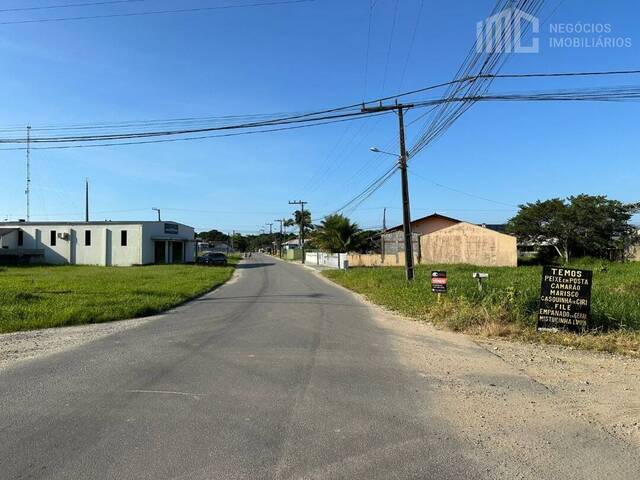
[0, 220, 188, 227]
[481, 223, 508, 233]
[282, 238, 300, 246]
[386, 213, 461, 232]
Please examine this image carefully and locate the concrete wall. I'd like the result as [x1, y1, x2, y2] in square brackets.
[420, 222, 517, 267]
[0, 221, 195, 266]
[347, 253, 421, 267]
[140, 222, 195, 264]
[380, 231, 421, 256]
[284, 249, 302, 260]
[305, 251, 348, 269]
[0, 224, 143, 266]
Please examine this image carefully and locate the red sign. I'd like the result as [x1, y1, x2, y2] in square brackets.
[431, 271, 447, 293]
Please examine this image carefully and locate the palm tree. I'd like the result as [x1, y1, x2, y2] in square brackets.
[286, 210, 313, 234]
[314, 214, 361, 253]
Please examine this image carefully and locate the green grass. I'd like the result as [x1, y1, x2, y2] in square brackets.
[0, 258, 239, 333]
[324, 260, 640, 356]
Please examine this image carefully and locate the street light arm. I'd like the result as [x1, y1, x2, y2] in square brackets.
[369, 146, 399, 158]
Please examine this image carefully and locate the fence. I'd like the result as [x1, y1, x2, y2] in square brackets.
[284, 249, 302, 261]
[347, 253, 421, 268]
[305, 251, 348, 269]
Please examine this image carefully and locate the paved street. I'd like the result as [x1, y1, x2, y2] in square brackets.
[1, 255, 638, 479]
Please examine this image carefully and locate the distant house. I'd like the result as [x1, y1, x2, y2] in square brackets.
[282, 238, 301, 251]
[381, 213, 517, 267]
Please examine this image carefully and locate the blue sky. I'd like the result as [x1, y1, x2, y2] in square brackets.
[0, 0, 638, 233]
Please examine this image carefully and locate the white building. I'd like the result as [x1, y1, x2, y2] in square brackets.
[0, 221, 195, 266]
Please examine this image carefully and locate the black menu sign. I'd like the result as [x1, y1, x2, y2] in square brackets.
[538, 266, 593, 332]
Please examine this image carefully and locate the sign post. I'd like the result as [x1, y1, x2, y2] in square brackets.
[473, 272, 489, 292]
[538, 266, 593, 332]
[431, 271, 447, 302]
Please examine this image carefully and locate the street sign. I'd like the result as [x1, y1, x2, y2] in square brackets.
[431, 271, 447, 293]
[538, 266, 593, 332]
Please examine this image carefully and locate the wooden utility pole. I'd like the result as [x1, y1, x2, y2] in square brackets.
[288, 200, 307, 264]
[265, 222, 273, 254]
[275, 219, 284, 258]
[381, 207, 386, 261]
[361, 101, 415, 281]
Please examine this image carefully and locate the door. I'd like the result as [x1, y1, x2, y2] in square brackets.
[171, 241, 183, 264]
[154, 241, 166, 264]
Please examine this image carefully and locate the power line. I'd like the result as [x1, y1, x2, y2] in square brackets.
[380, 0, 400, 96]
[0, 111, 392, 151]
[362, 0, 375, 102]
[398, 0, 424, 90]
[2, 68, 638, 140]
[0, 0, 152, 13]
[2, 84, 639, 152]
[0, 0, 314, 25]
[409, 169, 518, 207]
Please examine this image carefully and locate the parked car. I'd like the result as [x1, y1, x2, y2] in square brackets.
[196, 252, 228, 266]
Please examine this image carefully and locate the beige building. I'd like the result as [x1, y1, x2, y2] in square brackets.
[420, 221, 517, 267]
[374, 213, 517, 267]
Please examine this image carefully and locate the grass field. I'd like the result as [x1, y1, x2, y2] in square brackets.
[0, 260, 238, 333]
[324, 260, 640, 356]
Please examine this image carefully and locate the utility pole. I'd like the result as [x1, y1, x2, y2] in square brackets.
[230, 230, 235, 251]
[362, 101, 415, 281]
[25, 125, 31, 222]
[288, 200, 307, 264]
[85, 178, 89, 222]
[152, 207, 161, 221]
[265, 222, 273, 254]
[274, 219, 284, 258]
[381, 207, 386, 261]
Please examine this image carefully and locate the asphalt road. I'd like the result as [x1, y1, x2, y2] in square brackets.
[1, 255, 638, 479]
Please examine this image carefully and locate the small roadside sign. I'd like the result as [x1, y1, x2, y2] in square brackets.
[431, 271, 447, 293]
[538, 266, 593, 332]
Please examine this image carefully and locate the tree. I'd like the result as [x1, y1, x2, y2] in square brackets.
[313, 214, 361, 253]
[197, 229, 229, 243]
[507, 195, 636, 262]
[287, 209, 313, 234]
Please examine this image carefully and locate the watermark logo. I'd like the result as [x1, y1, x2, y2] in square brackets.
[476, 7, 539, 53]
[476, 8, 632, 53]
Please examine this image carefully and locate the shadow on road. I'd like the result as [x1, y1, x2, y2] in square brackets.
[237, 262, 275, 269]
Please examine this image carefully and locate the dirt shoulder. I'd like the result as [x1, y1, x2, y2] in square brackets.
[475, 336, 640, 449]
[314, 267, 640, 455]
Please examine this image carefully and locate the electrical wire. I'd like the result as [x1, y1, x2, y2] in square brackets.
[398, 0, 424, 90]
[0, 0, 153, 13]
[0, 0, 314, 25]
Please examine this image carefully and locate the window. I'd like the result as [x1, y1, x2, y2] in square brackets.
[121, 230, 127, 247]
[17, 230, 24, 246]
[50, 230, 57, 246]
[85, 230, 91, 246]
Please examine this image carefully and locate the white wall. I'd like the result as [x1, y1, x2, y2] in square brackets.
[140, 222, 195, 264]
[305, 251, 348, 269]
[1, 221, 195, 266]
